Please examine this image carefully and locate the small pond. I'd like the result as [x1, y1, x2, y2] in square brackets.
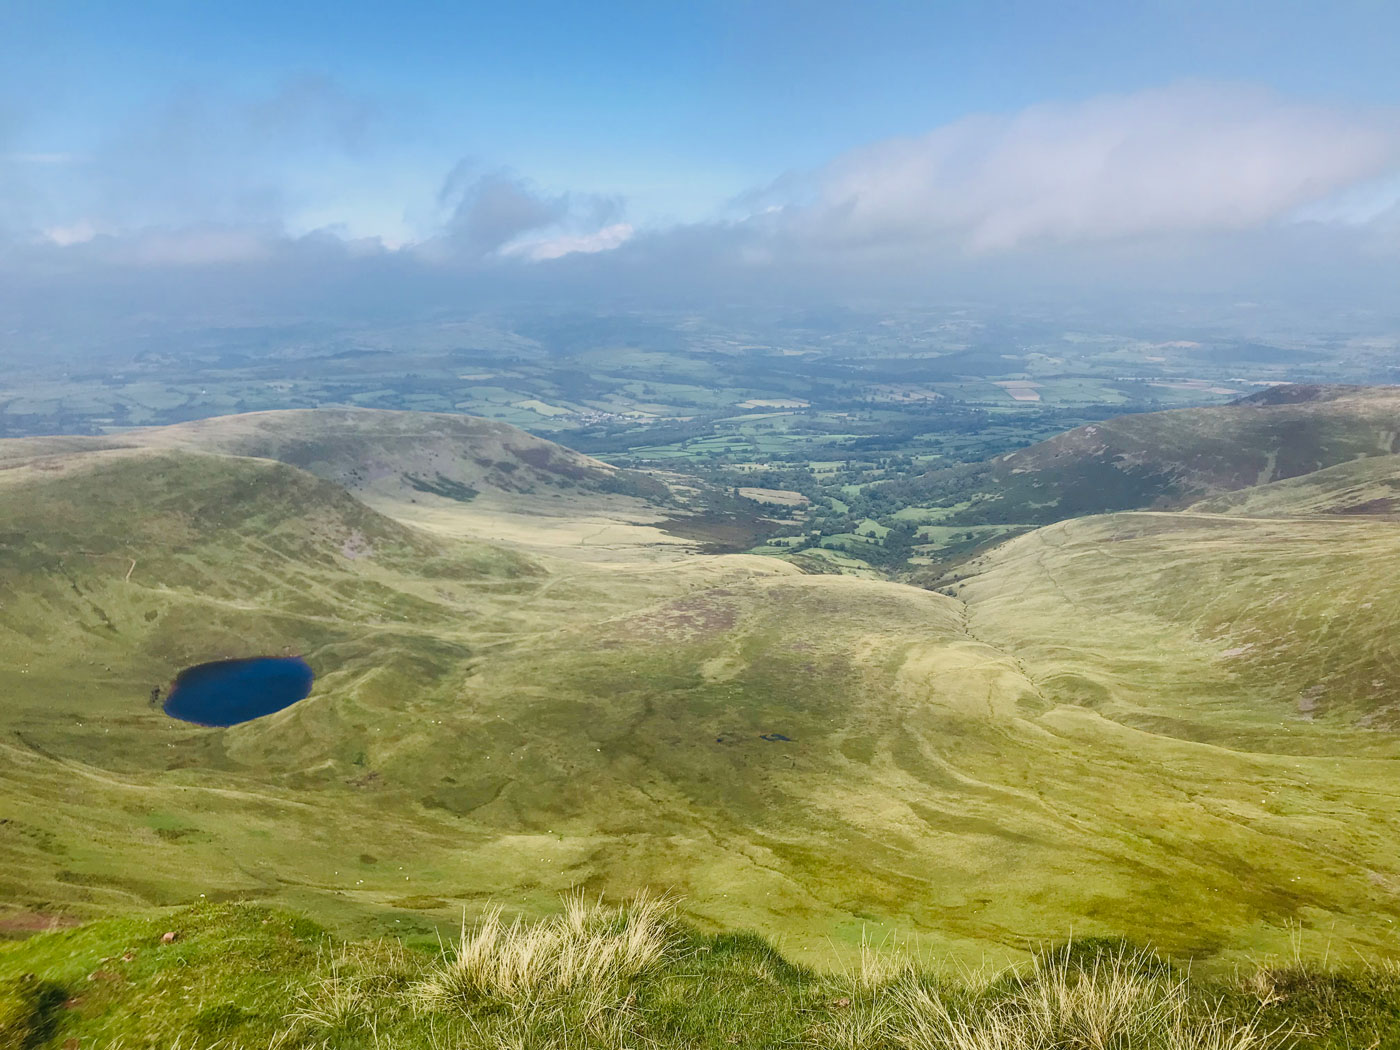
[163, 656, 315, 727]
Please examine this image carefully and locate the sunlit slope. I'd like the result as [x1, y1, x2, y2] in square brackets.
[958, 509, 1400, 730]
[140, 408, 723, 551]
[1190, 453, 1400, 518]
[0, 408, 712, 552]
[0, 451, 1046, 959]
[899, 384, 1400, 525]
[5, 436, 1400, 966]
[0, 447, 546, 678]
[0, 447, 856, 948]
[951, 510, 1400, 945]
[369, 567, 1400, 962]
[0, 449, 510, 904]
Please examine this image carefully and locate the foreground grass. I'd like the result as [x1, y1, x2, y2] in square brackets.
[3, 900, 1399, 1049]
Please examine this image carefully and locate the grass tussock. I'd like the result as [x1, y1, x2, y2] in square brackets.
[413, 891, 678, 1009]
[895, 944, 1275, 1050]
[398, 892, 679, 1047]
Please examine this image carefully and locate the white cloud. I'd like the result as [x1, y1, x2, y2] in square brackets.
[505, 222, 634, 261]
[41, 220, 101, 246]
[781, 82, 1400, 255]
[5, 79, 1400, 315]
[419, 163, 630, 263]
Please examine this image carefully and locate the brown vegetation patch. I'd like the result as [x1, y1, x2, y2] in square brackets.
[613, 595, 740, 642]
[0, 910, 81, 936]
[511, 444, 600, 481]
[738, 486, 809, 506]
[1331, 497, 1396, 515]
[655, 512, 779, 552]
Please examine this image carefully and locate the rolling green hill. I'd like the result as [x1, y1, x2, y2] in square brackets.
[1189, 453, 1400, 518]
[893, 384, 1400, 526]
[3, 404, 1400, 979]
[0, 408, 740, 554]
[0, 409, 660, 504]
[957, 509, 1400, 728]
[133, 408, 673, 508]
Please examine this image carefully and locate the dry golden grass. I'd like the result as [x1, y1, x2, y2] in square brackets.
[895, 945, 1277, 1050]
[413, 891, 678, 1010]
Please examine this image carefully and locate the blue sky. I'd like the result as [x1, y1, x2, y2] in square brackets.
[2, 1, 1399, 307]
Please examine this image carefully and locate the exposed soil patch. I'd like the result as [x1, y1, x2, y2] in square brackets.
[738, 487, 809, 507]
[340, 529, 374, 559]
[0, 910, 81, 936]
[1298, 684, 1325, 720]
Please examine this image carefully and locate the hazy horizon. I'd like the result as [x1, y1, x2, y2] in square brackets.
[4, 1, 1400, 336]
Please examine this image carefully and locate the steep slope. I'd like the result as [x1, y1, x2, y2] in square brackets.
[0, 445, 813, 936]
[1189, 454, 1400, 518]
[0, 444, 1033, 958]
[957, 510, 1400, 728]
[891, 384, 1400, 526]
[0, 444, 544, 759]
[939, 507, 1400, 953]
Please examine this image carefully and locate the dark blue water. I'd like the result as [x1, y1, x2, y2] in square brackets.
[163, 656, 315, 727]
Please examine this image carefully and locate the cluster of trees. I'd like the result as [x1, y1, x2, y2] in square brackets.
[861, 521, 919, 567]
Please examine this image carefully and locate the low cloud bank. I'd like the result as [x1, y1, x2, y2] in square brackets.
[2, 81, 1399, 321]
[785, 82, 1400, 255]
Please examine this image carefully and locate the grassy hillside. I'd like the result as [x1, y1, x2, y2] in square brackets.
[889, 384, 1400, 526]
[0, 444, 848, 950]
[1189, 454, 1400, 518]
[0, 407, 663, 504]
[956, 509, 1400, 728]
[0, 447, 547, 920]
[0, 408, 761, 554]
[6, 899, 1398, 1050]
[133, 407, 673, 507]
[5, 405, 1400, 980]
[945, 508, 1400, 951]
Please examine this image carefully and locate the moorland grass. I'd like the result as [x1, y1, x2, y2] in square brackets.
[3, 899, 1399, 1049]
[6, 426, 1400, 971]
